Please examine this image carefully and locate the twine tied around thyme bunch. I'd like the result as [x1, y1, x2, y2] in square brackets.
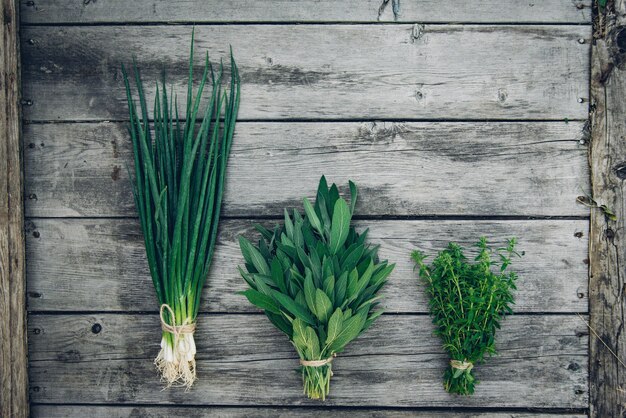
[450, 359, 474, 372]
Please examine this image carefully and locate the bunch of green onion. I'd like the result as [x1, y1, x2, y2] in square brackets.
[122, 32, 240, 388]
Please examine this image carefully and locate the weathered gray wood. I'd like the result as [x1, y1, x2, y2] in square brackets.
[20, 0, 593, 24]
[27, 314, 588, 408]
[23, 121, 590, 217]
[20, 25, 590, 121]
[25, 218, 589, 313]
[30, 405, 589, 418]
[589, 1, 626, 417]
[0, 0, 28, 417]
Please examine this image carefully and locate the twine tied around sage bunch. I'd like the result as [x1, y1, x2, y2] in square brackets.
[300, 354, 337, 375]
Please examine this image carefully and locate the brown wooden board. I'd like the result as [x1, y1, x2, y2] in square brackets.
[30, 405, 590, 418]
[27, 314, 588, 408]
[23, 122, 590, 217]
[20, 0, 592, 24]
[25, 218, 588, 313]
[19, 25, 590, 122]
[588, 2, 626, 416]
[0, 0, 28, 417]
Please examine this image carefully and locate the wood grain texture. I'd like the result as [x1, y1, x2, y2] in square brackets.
[23, 121, 590, 217]
[25, 218, 589, 313]
[27, 314, 588, 408]
[19, 0, 592, 24]
[30, 405, 589, 418]
[0, 0, 28, 417]
[589, 1, 626, 416]
[19, 25, 590, 121]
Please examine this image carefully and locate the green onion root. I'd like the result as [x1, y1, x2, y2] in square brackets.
[155, 328, 197, 389]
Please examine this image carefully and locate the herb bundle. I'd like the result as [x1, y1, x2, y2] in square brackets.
[122, 33, 240, 388]
[411, 238, 520, 395]
[238, 177, 394, 400]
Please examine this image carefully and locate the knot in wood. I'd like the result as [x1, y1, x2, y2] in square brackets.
[610, 26, 626, 68]
[614, 162, 626, 180]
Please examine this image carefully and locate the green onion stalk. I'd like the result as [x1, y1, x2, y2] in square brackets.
[122, 32, 240, 388]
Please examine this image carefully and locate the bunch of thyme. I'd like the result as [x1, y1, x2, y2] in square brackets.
[411, 237, 520, 395]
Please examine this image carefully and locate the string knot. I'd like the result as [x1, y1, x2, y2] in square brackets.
[300, 354, 336, 368]
[450, 359, 473, 372]
[159, 304, 196, 357]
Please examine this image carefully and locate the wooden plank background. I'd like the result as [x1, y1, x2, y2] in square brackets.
[20, 0, 592, 416]
[20, 0, 592, 24]
[26, 219, 589, 313]
[20, 25, 590, 121]
[588, 2, 626, 416]
[1, 0, 28, 417]
[23, 122, 589, 217]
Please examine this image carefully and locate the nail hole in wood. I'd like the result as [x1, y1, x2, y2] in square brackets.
[91, 323, 102, 334]
[32, 231, 40, 238]
[568, 362, 581, 371]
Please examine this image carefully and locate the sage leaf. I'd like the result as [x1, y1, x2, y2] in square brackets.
[329, 199, 351, 255]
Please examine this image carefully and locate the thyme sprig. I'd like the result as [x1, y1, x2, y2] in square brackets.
[411, 237, 520, 395]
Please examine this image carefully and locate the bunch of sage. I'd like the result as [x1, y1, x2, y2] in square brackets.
[122, 32, 240, 388]
[411, 238, 520, 395]
[238, 176, 395, 400]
